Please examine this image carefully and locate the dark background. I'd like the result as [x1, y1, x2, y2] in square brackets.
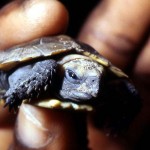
[61, 0, 99, 37]
[0, 0, 10, 7]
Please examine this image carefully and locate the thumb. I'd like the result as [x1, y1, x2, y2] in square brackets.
[11, 104, 88, 150]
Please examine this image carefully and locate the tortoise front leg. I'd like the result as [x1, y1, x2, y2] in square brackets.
[4, 59, 57, 111]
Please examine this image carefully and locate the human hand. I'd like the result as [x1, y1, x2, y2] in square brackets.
[0, 0, 150, 150]
[78, 0, 150, 149]
[0, 1, 84, 150]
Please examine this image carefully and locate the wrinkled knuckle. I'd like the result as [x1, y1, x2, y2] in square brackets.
[93, 30, 138, 56]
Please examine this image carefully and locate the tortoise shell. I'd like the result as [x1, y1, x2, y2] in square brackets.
[0, 35, 127, 78]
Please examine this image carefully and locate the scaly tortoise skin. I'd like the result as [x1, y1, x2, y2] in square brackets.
[0, 35, 141, 133]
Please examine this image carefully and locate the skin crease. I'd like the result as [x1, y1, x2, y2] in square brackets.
[0, 0, 149, 150]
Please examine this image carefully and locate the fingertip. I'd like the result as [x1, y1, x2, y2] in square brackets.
[0, 0, 69, 49]
[14, 104, 88, 150]
[15, 104, 53, 149]
[0, 127, 13, 150]
[22, 0, 69, 35]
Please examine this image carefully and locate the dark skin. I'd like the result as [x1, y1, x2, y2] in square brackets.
[0, 0, 150, 150]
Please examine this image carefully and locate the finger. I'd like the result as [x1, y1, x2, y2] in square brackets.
[11, 104, 88, 150]
[0, 127, 13, 150]
[78, 0, 150, 69]
[0, 0, 68, 49]
[130, 36, 150, 137]
[0, 103, 16, 150]
[133, 36, 150, 87]
[87, 121, 126, 150]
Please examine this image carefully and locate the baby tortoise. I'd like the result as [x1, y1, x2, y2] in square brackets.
[0, 35, 141, 132]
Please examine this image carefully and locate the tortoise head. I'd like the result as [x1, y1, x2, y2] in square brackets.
[58, 54, 104, 102]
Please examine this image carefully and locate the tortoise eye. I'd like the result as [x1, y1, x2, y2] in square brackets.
[65, 69, 79, 83]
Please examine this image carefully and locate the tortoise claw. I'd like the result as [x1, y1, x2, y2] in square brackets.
[3, 94, 20, 112]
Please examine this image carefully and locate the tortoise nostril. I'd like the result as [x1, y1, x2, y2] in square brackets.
[92, 79, 95, 83]
[85, 77, 98, 85]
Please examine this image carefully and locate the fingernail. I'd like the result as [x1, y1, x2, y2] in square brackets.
[15, 104, 54, 149]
